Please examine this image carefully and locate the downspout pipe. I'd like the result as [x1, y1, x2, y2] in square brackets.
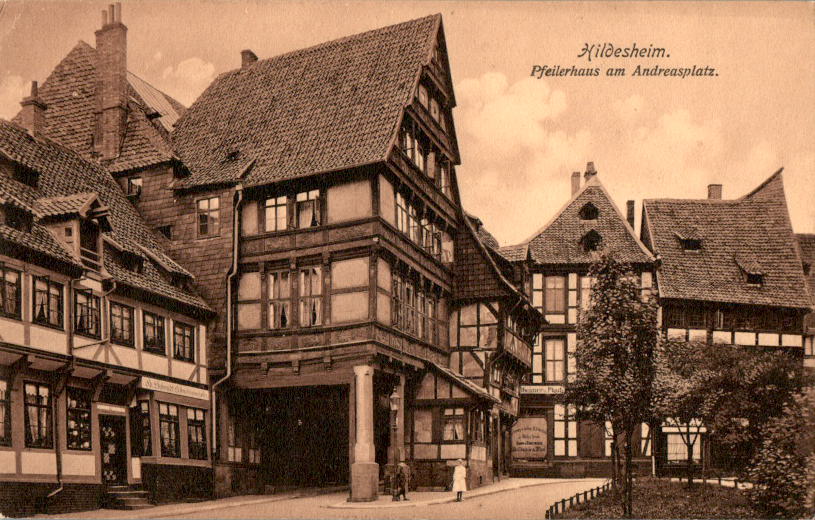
[47, 272, 87, 505]
[211, 185, 243, 457]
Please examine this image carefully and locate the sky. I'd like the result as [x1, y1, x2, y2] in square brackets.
[0, 1, 812, 246]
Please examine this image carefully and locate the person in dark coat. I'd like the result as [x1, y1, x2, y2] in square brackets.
[392, 463, 409, 501]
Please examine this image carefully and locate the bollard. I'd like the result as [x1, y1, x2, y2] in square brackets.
[718, 476, 722, 486]
[569, 496, 574, 507]
[590, 488, 595, 499]
[583, 490, 588, 502]
[561, 498, 567, 512]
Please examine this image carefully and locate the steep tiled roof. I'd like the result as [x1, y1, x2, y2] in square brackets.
[12, 41, 181, 173]
[506, 177, 654, 266]
[497, 243, 528, 262]
[170, 15, 441, 189]
[643, 170, 811, 309]
[0, 120, 209, 312]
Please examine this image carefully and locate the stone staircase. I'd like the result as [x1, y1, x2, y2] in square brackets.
[105, 485, 153, 510]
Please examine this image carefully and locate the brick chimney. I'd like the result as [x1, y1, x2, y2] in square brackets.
[584, 161, 597, 181]
[626, 200, 635, 229]
[570, 171, 581, 195]
[707, 184, 722, 200]
[241, 50, 258, 69]
[94, 3, 127, 160]
[19, 81, 47, 138]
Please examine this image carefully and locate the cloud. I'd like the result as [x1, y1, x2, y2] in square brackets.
[453, 71, 814, 245]
[159, 57, 215, 106]
[0, 75, 28, 120]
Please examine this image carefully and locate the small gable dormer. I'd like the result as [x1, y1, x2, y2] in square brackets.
[735, 254, 765, 287]
[36, 192, 111, 273]
[578, 202, 599, 221]
[674, 227, 702, 252]
[579, 230, 603, 252]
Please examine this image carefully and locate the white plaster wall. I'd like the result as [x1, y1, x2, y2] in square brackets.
[758, 333, 780, 347]
[63, 453, 96, 476]
[172, 360, 197, 381]
[440, 444, 466, 460]
[0, 318, 24, 345]
[111, 344, 138, 370]
[331, 292, 369, 323]
[781, 334, 802, 347]
[667, 328, 685, 339]
[0, 450, 15, 474]
[30, 326, 68, 355]
[132, 457, 142, 480]
[379, 175, 395, 226]
[331, 258, 368, 289]
[688, 329, 707, 341]
[327, 179, 372, 224]
[21, 452, 57, 475]
[712, 330, 731, 344]
[142, 352, 169, 375]
[734, 332, 756, 346]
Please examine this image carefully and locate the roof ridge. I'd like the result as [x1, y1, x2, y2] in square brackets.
[229, 14, 440, 76]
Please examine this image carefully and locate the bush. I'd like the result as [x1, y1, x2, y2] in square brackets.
[747, 388, 815, 518]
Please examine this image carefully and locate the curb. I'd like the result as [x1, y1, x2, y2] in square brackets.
[120, 486, 348, 519]
[326, 478, 604, 509]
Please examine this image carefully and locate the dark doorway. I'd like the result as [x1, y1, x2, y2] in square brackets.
[252, 385, 349, 487]
[100, 415, 127, 485]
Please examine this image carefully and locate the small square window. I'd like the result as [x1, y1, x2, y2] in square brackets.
[127, 177, 143, 196]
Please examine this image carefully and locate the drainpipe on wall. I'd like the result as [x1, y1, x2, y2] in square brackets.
[211, 185, 243, 457]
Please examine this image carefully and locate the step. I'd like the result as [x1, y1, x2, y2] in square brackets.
[108, 490, 149, 497]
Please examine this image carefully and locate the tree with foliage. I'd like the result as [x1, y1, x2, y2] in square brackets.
[747, 387, 815, 518]
[565, 254, 660, 518]
[653, 339, 714, 488]
[654, 338, 810, 486]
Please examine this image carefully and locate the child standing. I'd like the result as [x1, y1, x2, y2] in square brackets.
[452, 459, 467, 502]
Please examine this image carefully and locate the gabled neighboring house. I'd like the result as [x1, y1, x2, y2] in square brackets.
[642, 170, 812, 472]
[795, 233, 815, 369]
[0, 83, 212, 514]
[498, 163, 656, 478]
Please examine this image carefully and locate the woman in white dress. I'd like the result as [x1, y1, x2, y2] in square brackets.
[452, 459, 467, 502]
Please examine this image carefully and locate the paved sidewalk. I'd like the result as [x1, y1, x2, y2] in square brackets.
[327, 477, 606, 508]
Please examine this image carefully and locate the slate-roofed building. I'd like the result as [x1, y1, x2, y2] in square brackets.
[0, 72, 213, 514]
[497, 163, 656, 479]
[642, 170, 812, 472]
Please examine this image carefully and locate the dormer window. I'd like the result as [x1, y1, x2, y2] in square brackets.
[746, 273, 764, 286]
[681, 238, 702, 251]
[225, 149, 240, 162]
[13, 163, 38, 187]
[580, 230, 602, 252]
[4, 205, 33, 232]
[79, 220, 101, 271]
[578, 203, 599, 221]
[127, 176, 142, 197]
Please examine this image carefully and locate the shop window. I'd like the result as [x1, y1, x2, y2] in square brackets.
[187, 408, 207, 460]
[268, 271, 291, 329]
[299, 266, 322, 327]
[159, 403, 180, 458]
[554, 404, 577, 457]
[237, 271, 261, 330]
[667, 433, 701, 462]
[173, 322, 195, 362]
[227, 414, 242, 462]
[197, 197, 220, 237]
[544, 276, 566, 314]
[110, 302, 134, 346]
[0, 379, 10, 446]
[130, 401, 151, 456]
[442, 407, 465, 441]
[264, 196, 288, 232]
[544, 338, 566, 383]
[143, 311, 166, 355]
[66, 388, 92, 450]
[0, 266, 21, 319]
[74, 289, 100, 338]
[295, 190, 320, 229]
[33, 277, 63, 327]
[24, 382, 52, 449]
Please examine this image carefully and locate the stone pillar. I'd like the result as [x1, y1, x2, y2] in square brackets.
[350, 365, 378, 501]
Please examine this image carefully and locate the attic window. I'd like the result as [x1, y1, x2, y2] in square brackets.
[579, 230, 602, 252]
[578, 203, 599, 221]
[127, 176, 142, 197]
[746, 273, 764, 286]
[681, 238, 702, 251]
[5, 206, 33, 232]
[157, 225, 173, 240]
[123, 255, 144, 274]
[13, 164, 38, 187]
[225, 149, 240, 162]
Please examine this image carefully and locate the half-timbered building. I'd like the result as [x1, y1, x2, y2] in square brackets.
[641, 170, 812, 473]
[498, 164, 656, 478]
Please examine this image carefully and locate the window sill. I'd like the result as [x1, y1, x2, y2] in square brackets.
[32, 320, 65, 332]
[75, 332, 101, 340]
[143, 348, 167, 357]
[111, 340, 135, 348]
[0, 313, 23, 321]
[173, 356, 195, 363]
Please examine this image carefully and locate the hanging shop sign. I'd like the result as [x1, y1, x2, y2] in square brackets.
[140, 376, 209, 401]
